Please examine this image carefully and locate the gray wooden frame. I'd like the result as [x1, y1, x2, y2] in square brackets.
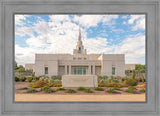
[0, 0, 159, 116]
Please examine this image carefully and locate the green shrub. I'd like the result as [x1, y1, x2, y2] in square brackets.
[98, 83, 106, 87]
[136, 77, 145, 83]
[77, 87, 86, 91]
[27, 77, 33, 82]
[125, 86, 136, 93]
[65, 89, 76, 93]
[43, 87, 56, 93]
[106, 88, 117, 93]
[39, 76, 49, 83]
[15, 77, 20, 82]
[19, 87, 28, 90]
[51, 75, 62, 80]
[41, 86, 50, 91]
[125, 78, 138, 86]
[20, 77, 26, 82]
[139, 89, 145, 93]
[94, 87, 104, 91]
[56, 87, 65, 91]
[33, 77, 40, 81]
[113, 87, 120, 90]
[106, 83, 123, 88]
[120, 78, 126, 82]
[27, 88, 38, 93]
[84, 89, 93, 93]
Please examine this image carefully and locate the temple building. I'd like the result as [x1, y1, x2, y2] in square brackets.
[25, 27, 126, 78]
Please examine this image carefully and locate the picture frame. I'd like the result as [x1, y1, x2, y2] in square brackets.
[0, 0, 159, 116]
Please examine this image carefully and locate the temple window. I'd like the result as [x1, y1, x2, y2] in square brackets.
[112, 67, 115, 75]
[45, 67, 48, 74]
[79, 47, 81, 53]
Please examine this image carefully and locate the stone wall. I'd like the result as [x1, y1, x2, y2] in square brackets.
[62, 75, 98, 87]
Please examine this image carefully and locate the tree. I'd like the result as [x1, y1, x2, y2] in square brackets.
[135, 64, 145, 81]
[17, 65, 25, 72]
[135, 64, 145, 73]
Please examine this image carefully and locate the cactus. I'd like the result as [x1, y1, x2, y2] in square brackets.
[132, 69, 135, 79]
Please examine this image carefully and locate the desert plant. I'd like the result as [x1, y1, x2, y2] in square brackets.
[77, 87, 86, 91]
[98, 83, 106, 87]
[106, 88, 117, 93]
[132, 69, 135, 79]
[51, 75, 62, 80]
[125, 86, 136, 93]
[94, 87, 104, 91]
[106, 82, 123, 88]
[26, 88, 38, 93]
[41, 86, 50, 91]
[125, 78, 138, 86]
[19, 87, 28, 90]
[33, 77, 40, 81]
[30, 84, 40, 88]
[66, 89, 76, 93]
[20, 77, 26, 82]
[42, 87, 56, 93]
[15, 77, 20, 82]
[139, 89, 145, 93]
[84, 88, 93, 93]
[56, 87, 65, 91]
[53, 82, 62, 87]
[113, 87, 120, 90]
[27, 77, 33, 82]
[35, 80, 47, 87]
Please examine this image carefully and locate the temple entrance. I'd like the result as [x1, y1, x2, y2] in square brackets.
[73, 67, 86, 75]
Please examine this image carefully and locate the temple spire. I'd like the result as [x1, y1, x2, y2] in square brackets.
[78, 26, 81, 41]
[73, 26, 87, 55]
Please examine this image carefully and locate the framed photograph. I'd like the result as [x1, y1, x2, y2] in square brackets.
[0, 0, 160, 116]
[14, 14, 146, 102]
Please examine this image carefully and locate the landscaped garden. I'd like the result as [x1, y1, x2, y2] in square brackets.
[14, 63, 146, 95]
[15, 75, 146, 95]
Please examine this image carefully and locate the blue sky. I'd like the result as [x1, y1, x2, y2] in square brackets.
[15, 14, 145, 66]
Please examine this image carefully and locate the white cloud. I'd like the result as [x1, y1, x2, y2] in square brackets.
[15, 26, 33, 37]
[33, 20, 52, 35]
[73, 15, 118, 28]
[128, 15, 145, 30]
[83, 37, 108, 54]
[132, 17, 145, 30]
[15, 15, 29, 26]
[112, 33, 145, 64]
